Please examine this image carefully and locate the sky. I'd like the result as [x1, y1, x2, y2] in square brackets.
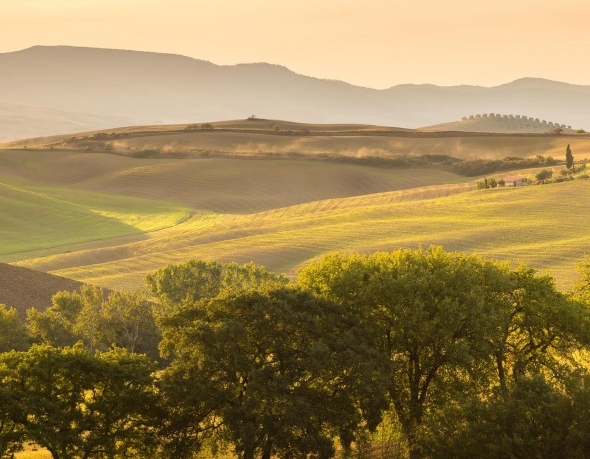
[1, 0, 589, 89]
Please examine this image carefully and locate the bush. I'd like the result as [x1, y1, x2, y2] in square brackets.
[535, 169, 553, 181]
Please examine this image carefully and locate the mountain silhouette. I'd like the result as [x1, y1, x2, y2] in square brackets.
[0, 46, 588, 140]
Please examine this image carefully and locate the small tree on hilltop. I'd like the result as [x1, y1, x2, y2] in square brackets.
[566, 144, 574, 169]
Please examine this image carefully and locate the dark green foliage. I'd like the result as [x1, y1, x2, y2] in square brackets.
[27, 286, 160, 359]
[0, 344, 158, 459]
[2, 251, 590, 458]
[0, 304, 29, 352]
[566, 144, 574, 169]
[146, 259, 289, 316]
[535, 169, 553, 181]
[158, 287, 389, 459]
[298, 247, 590, 459]
[424, 373, 590, 459]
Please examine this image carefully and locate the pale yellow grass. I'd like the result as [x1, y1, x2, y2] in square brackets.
[17, 179, 590, 292]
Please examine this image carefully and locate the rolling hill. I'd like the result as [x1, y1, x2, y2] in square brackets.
[0, 263, 84, 318]
[425, 113, 579, 134]
[1, 126, 589, 296]
[1, 46, 589, 141]
[3, 120, 590, 163]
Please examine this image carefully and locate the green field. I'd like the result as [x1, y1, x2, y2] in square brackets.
[1, 125, 589, 294]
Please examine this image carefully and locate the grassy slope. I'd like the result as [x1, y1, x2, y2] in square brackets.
[0, 152, 192, 256]
[3, 128, 589, 293]
[15, 178, 590, 293]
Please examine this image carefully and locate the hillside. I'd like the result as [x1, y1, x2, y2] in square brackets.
[13, 176, 590, 294]
[1, 46, 589, 140]
[0, 263, 83, 318]
[3, 121, 590, 163]
[425, 113, 579, 134]
[0, 140, 588, 293]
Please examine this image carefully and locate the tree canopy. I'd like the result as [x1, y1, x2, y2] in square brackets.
[298, 247, 590, 459]
[2, 251, 590, 459]
[0, 344, 157, 459]
[157, 285, 389, 459]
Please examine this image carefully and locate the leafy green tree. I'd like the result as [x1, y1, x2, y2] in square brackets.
[0, 304, 29, 352]
[298, 248, 540, 459]
[28, 286, 160, 358]
[146, 260, 289, 314]
[87, 290, 160, 359]
[0, 344, 158, 459]
[410, 262, 590, 459]
[158, 287, 389, 459]
[487, 267, 590, 400]
[26, 290, 84, 347]
[566, 143, 574, 169]
[308, 252, 590, 458]
[535, 169, 553, 181]
[0, 361, 25, 459]
[72, 284, 105, 351]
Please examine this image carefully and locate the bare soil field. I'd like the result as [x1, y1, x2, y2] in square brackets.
[0, 263, 83, 318]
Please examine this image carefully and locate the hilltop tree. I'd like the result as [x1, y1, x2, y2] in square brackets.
[566, 143, 574, 169]
[535, 169, 553, 181]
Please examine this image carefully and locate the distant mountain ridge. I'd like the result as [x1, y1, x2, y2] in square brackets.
[0, 46, 588, 141]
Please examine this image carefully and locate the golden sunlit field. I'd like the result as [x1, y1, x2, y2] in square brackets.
[2, 123, 589, 294]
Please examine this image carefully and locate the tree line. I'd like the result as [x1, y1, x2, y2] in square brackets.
[2, 248, 590, 459]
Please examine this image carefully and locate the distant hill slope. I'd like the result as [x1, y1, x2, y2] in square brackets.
[0, 101, 130, 141]
[0, 46, 589, 140]
[3, 120, 589, 163]
[425, 113, 579, 134]
[0, 263, 83, 318]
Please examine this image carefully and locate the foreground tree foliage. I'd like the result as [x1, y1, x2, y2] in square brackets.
[298, 247, 590, 459]
[0, 344, 158, 459]
[158, 285, 389, 459]
[3, 252, 590, 458]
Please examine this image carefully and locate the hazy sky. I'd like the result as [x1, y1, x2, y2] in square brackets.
[1, 0, 589, 89]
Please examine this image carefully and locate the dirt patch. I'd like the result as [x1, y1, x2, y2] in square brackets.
[0, 263, 84, 319]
